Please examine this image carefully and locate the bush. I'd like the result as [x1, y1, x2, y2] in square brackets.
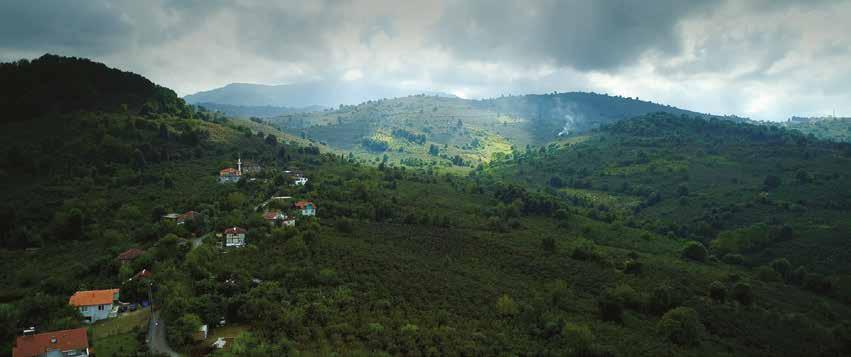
[682, 241, 708, 262]
[496, 294, 519, 317]
[756, 266, 783, 283]
[650, 284, 679, 314]
[542, 237, 557, 254]
[770, 258, 792, 280]
[598, 292, 624, 323]
[709, 281, 726, 302]
[721, 253, 745, 265]
[658, 307, 703, 345]
[562, 322, 594, 354]
[732, 283, 753, 306]
[623, 259, 642, 275]
[790, 266, 808, 286]
[609, 284, 642, 310]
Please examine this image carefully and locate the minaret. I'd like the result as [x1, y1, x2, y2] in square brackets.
[237, 154, 242, 175]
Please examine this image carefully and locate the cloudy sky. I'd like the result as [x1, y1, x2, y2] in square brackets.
[1, 0, 849, 120]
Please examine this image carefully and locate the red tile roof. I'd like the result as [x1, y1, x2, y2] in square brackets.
[133, 269, 152, 280]
[220, 168, 239, 176]
[294, 200, 315, 209]
[13, 328, 89, 357]
[68, 289, 119, 307]
[224, 227, 247, 235]
[116, 248, 145, 261]
[177, 210, 201, 223]
[262, 211, 280, 220]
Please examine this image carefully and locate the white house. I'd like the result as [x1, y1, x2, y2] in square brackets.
[224, 227, 247, 247]
[293, 201, 317, 216]
[68, 289, 119, 323]
[293, 176, 308, 186]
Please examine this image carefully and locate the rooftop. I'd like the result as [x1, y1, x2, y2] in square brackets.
[68, 288, 119, 307]
[13, 327, 88, 357]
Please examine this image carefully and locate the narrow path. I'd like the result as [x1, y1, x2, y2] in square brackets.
[147, 310, 181, 357]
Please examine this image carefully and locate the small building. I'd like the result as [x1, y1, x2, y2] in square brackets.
[293, 176, 308, 186]
[224, 227, 247, 248]
[293, 201, 317, 216]
[242, 161, 262, 175]
[69, 289, 120, 323]
[12, 327, 90, 357]
[130, 269, 152, 281]
[176, 210, 202, 225]
[161, 213, 181, 221]
[194, 324, 209, 341]
[116, 248, 145, 265]
[219, 168, 241, 183]
[262, 211, 295, 227]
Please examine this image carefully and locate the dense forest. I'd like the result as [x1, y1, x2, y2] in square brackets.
[1, 56, 850, 357]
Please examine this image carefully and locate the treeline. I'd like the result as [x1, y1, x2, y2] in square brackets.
[0, 54, 191, 122]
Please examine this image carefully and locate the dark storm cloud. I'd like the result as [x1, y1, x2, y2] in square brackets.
[431, 0, 719, 71]
[0, 0, 848, 120]
[0, 1, 134, 55]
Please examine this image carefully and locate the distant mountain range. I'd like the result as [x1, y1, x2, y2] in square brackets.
[183, 81, 457, 108]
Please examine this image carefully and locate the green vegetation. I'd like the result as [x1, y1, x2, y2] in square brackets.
[1, 55, 850, 356]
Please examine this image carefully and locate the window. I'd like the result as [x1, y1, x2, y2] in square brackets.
[80, 306, 88, 312]
[98, 305, 105, 310]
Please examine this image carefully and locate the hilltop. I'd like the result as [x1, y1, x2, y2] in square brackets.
[183, 81, 456, 108]
[266, 92, 707, 169]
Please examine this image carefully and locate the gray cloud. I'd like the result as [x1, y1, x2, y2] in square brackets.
[0, 0, 849, 120]
[431, 0, 718, 71]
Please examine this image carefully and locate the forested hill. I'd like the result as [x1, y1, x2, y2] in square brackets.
[268, 92, 709, 170]
[0, 54, 190, 123]
[485, 113, 851, 275]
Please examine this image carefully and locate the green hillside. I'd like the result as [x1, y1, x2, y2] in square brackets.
[486, 113, 851, 276]
[782, 117, 851, 143]
[267, 93, 707, 171]
[1, 56, 850, 356]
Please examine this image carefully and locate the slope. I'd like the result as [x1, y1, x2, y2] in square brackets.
[486, 113, 851, 276]
[267, 92, 709, 170]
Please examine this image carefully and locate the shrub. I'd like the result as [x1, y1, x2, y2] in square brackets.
[609, 284, 642, 310]
[562, 322, 594, 354]
[571, 244, 597, 261]
[721, 253, 745, 265]
[732, 283, 753, 306]
[770, 258, 792, 280]
[709, 281, 726, 302]
[682, 241, 708, 262]
[804, 273, 833, 294]
[542, 237, 557, 254]
[496, 294, 519, 317]
[623, 259, 643, 275]
[790, 266, 808, 286]
[598, 292, 624, 323]
[658, 307, 703, 345]
[756, 266, 783, 283]
[650, 284, 679, 314]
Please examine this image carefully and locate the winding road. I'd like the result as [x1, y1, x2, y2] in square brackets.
[147, 310, 181, 357]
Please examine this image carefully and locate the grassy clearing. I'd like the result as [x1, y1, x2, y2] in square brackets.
[91, 308, 150, 339]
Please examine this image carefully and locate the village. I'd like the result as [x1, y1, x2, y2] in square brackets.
[11, 158, 316, 357]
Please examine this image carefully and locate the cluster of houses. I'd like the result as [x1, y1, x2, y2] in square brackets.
[218, 157, 263, 184]
[13, 162, 318, 356]
[226, 199, 317, 248]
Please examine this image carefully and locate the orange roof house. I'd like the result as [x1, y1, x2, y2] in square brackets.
[12, 327, 89, 357]
[69, 289, 119, 307]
